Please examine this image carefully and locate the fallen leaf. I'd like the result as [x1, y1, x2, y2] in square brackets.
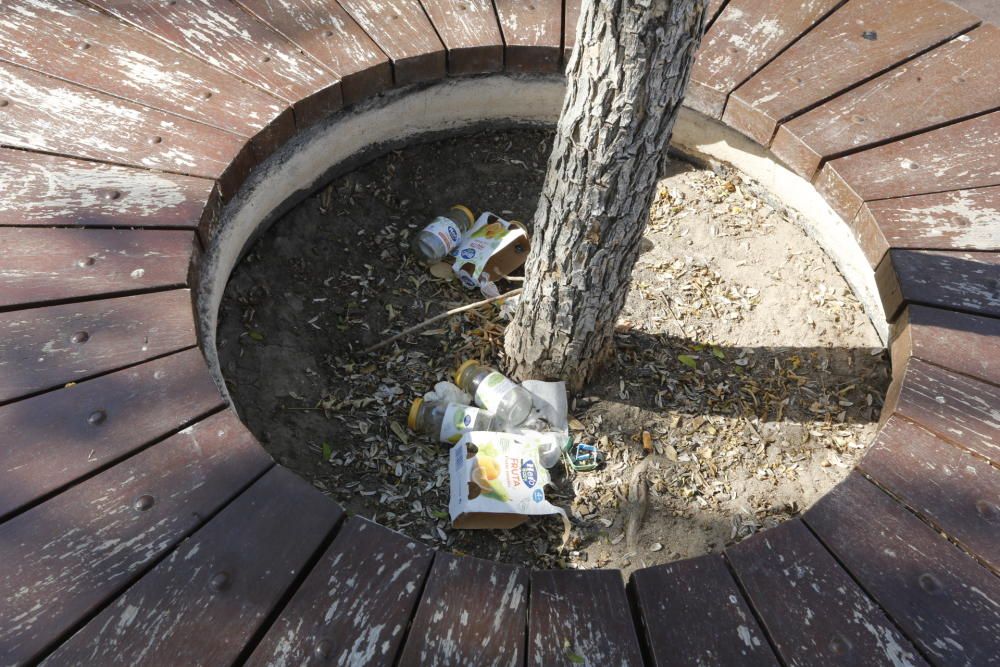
[390, 421, 409, 444]
[321, 442, 332, 461]
[677, 354, 697, 369]
[429, 262, 454, 279]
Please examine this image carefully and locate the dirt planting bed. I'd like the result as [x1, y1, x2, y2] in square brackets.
[217, 128, 888, 574]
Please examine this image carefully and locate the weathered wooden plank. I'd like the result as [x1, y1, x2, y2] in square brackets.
[339, 0, 447, 85]
[630, 554, 777, 666]
[45, 466, 341, 666]
[727, 520, 926, 667]
[855, 185, 1000, 267]
[891, 305, 1000, 386]
[398, 552, 528, 666]
[86, 0, 343, 128]
[420, 0, 504, 75]
[686, 0, 842, 119]
[0, 289, 197, 404]
[773, 26, 1000, 179]
[0, 410, 271, 666]
[0, 228, 195, 309]
[494, 0, 563, 73]
[0, 347, 224, 518]
[875, 249, 1000, 321]
[886, 357, 1000, 464]
[949, 0, 1000, 25]
[0, 149, 218, 234]
[563, 0, 583, 63]
[705, 0, 728, 27]
[724, 0, 979, 145]
[0, 60, 253, 196]
[806, 472, 1000, 665]
[246, 517, 434, 667]
[529, 569, 643, 667]
[816, 110, 1000, 223]
[235, 0, 392, 105]
[861, 415, 1000, 571]
[0, 0, 294, 161]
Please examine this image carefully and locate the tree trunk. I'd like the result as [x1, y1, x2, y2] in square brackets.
[503, 0, 706, 392]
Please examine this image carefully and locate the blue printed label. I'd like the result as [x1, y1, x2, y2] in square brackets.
[520, 460, 537, 488]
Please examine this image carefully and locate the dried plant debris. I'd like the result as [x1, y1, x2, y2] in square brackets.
[218, 130, 888, 575]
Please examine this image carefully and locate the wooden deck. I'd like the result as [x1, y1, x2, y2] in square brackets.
[0, 1, 997, 665]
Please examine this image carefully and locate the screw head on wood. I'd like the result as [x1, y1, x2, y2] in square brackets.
[0, 100, 9, 107]
[314, 639, 334, 659]
[78, 42, 92, 51]
[861, 30, 877, 41]
[209, 571, 230, 592]
[918, 573, 942, 594]
[200, 90, 213, 100]
[261, 55, 272, 63]
[103, 189, 122, 201]
[148, 136, 163, 145]
[134, 494, 155, 511]
[71, 331, 90, 344]
[77, 257, 96, 268]
[828, 634, 852, 656]
[976, 499, 998, 520]
[88, 409, 107, 425]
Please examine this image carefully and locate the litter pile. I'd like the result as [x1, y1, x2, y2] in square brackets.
[406, 208, 581, 539]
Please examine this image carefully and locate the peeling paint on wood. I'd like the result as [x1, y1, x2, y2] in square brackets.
[235, 0, 392, 105]
[0, 347, 224, 518]
[725, 0, 979, 145]
[0, 148, 218, 232]
[247, 517, 433, 667]
[631, 554, 777, 666]
[0, 0, 293, 157]
[890, 305, 1000, 386]
[876, 249, 1000, 320]
[817, 110, 1000, 223]
[338, 0, 446, 85]
[86, 0, 343, 127]
[806, 472, 1000, 665]
[687, 0, 841, 119]
[889, 357, 1000, 464]
[773, 25, 1000, 178]
[0, 289, 196, 403]
[0, 410, 270, 665]
[43, 466, 339, 666]
[398, 553, 527, 666]
[494, 0, 563, 73]
[0, 228, 196, 308]
[861, 415, 1000, 571]
[728, 520, 925, 667]
[856, 186, 1000, 267]
[420, 0, 504, 75]
[529, 569, 643, 667]
[0, 60, 252, 193]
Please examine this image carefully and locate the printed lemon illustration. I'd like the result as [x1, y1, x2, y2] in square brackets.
[472, 454, 508, 501]
[446, 410, 471, 444]
[471, 221, 507, 240]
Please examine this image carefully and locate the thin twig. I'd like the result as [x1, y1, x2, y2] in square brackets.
[362, 288, 523, 354]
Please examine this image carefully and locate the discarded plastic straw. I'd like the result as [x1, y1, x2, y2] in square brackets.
[362, 288, 522, 354]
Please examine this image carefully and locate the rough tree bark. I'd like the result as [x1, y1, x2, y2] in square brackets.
[503, 0, 706, 392]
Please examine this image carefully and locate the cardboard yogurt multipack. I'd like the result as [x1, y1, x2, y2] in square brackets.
[448, 431, 565, 530]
